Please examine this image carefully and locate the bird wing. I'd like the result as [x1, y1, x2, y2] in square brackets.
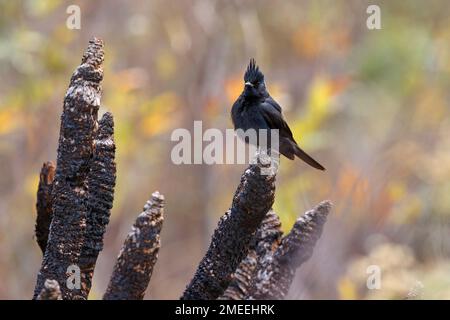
[259, 97, 325, 170]
[263, 96, 282, 113]
[259, 97, 296, 141]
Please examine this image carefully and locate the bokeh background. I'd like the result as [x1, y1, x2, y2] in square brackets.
[1, 0, 450, 299]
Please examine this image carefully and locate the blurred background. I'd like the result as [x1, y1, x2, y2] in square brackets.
[1, 0, 450, 299]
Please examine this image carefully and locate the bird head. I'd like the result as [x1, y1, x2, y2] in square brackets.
[243, 59, 267, 100]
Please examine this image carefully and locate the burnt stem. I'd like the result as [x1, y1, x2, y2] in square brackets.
[35, 161, 56, 254]
[33, 38, 105, 300]
[220, 210, 282, 300]
[250, 201, 331, 299]
[181, 158, 276, 300]
[79, 112, 116, 298]
[36, 279, 62, 300]
[103, 192, 164, 300]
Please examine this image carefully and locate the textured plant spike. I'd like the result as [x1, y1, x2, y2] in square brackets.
[103, 191, 165, 300]
[58, 37, 104, 182]
[33, 38, 105, 300]
[79, 112, 116, 298]
[35, 161, 56, 254]
[30, 36, 334, 302]
[36, 279, 62, 300]
[220, 210, 282, 300]
[181, 158, 276, 300]
[250, 201, 331, 299]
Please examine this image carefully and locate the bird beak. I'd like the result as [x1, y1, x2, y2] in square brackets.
[245, 82, 254, 88]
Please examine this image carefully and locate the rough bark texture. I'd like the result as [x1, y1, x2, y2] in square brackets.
[103, 191, 164, 300]
[33, 38, 105, 300]
[250, 201, 331, 299]
[79, 112, 116, 298]
[35, 161, 56, 254]
[181, 159, 276, 300]
[220, 210, 282, 300]
[36, 279, 62, 300]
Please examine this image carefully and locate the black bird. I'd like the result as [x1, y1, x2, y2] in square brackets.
[231, 59, 325, 170]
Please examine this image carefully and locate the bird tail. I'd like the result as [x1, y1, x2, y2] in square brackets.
[294, 145, 325, 171]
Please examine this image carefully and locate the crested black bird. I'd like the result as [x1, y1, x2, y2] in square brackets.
[231, 59, 325, 170]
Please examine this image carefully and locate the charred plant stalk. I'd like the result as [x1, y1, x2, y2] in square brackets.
[35, 161, 56, 254]
[221, 210, 282, 300]
[103, 192, 164, 300]
[79, 112, 116, 298]
[181, 158, 276, 300]
[36, 279, 62, 300]
[31, 36, 332, 302]
[250, 201, 331, 299]
[33, 38, 105, 300]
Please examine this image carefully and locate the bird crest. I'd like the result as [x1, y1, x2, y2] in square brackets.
[244, 58, 264, 84]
